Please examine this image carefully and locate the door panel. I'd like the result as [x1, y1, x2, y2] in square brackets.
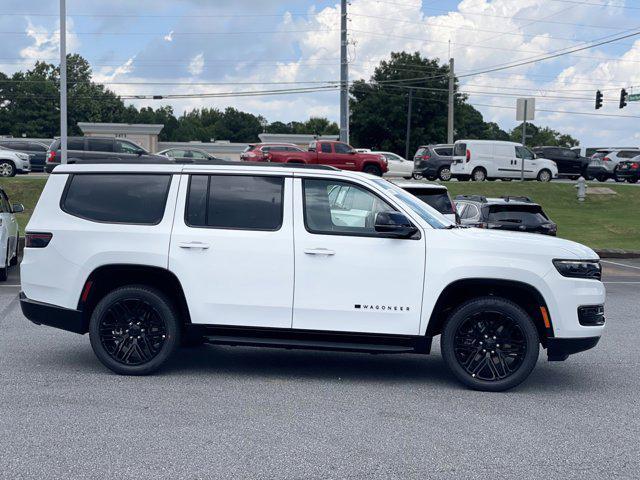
[292, 177, 425, 335]
[169, 174, 294, 328]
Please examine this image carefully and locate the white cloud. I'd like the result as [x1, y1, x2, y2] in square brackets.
[187, 52, 205, 76]
[164, 30, 174, 42]
[19, 18, 79, 61]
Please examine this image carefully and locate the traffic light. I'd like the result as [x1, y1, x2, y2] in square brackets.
[595, 90, 603, 110]
[619, 89, 628, 109]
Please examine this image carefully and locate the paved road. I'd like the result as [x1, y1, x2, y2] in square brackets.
[1, 261, 638, 479]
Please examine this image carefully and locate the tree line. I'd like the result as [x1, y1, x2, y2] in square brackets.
[0, 52, 577, 151]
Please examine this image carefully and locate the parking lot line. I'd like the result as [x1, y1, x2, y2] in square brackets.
[601, 260, 640, 270]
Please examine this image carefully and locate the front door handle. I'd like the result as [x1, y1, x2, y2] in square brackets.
[178, 241, 210, 250]
[304, 248, 335, 256]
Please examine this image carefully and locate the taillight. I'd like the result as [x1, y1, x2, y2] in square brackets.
[466, 149, 471, 163]
[632, 163, 639, 170]
[47, 150, 56, 163]
[421, 154, 431, 161]
[25, 232, 53, 248]
[603, 157, 611, 162]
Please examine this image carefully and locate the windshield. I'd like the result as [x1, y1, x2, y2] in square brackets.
[370, 179, 452, 228]
[243, 145, 256, 153]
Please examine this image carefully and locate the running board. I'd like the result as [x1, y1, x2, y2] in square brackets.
[194, 325, 431, 354]
[203, 335, 417, 353]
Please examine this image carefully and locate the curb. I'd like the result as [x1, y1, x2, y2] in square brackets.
[595, 249, 640, 259]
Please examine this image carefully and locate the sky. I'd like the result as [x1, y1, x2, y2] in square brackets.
[1, 0, 639, 147]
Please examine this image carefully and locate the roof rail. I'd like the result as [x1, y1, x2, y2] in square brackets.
[454, 194, 487, 203]
[500, 195, 533, 203]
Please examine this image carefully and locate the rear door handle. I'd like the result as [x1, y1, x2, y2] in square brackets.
[178, 241, 210, 250]
[304, 248, 335, 256]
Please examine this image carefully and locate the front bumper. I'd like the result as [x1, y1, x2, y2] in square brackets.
[547, 336, 600, 361]
[20, 292, 87, 334]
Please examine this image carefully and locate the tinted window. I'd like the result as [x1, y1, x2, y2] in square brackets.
[405, 189, 453, 215]
[320, 143, 332, 154]
[88, 138, 114, 152]
[434, 147, 453, 156]
[487, 205, 548, 225]
[303, 179, 395, 236]
[619, 150, 640, 159]
[2, 141, 28, 150]
[115, 140, 143, 154]
[67, 138, 85, 150]
[186, 175, 283, 230]
[414, 147, 427, 159]
[334, 143, 352, 154]
[28, 142, 48, 152]
[62, 174, 171, 224]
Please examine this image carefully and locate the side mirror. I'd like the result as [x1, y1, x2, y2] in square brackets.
[12, 203, 24, 213]
[349, 150, 357, 154]
[374, 211, 418, 239]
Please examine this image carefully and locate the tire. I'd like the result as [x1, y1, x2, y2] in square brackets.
[438, 166, 452, 182]
[411, 173, 422, 180]
[363, 164, 382, 176]
[596, 173, 608, 182]
[0, 161, 16, 177]
[628, 177, 639, 184]
[89, 286, 181, 375]
[440, 296, 540, 392]
[403, 176, 413, 180]
[471, 168, 487, 182]
[537, 169, 552, 182]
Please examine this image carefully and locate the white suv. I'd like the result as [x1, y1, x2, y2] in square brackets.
[0, 146, 31, 177]
[451, 140, 558, 182]
[20, 162, 605, 391]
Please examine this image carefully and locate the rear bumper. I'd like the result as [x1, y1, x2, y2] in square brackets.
[547, 336, 600, 361]
[20, 292, 87, 334]
[44, 163, 59, 173]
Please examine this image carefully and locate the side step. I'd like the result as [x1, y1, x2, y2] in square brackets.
[193, 325, 432, 355]
[203, 335, 416, 353]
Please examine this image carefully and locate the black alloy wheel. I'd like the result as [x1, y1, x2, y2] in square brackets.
[89, 286, 180, 375]
[441, 297, 539, 391]
[363, 164, 382, 176]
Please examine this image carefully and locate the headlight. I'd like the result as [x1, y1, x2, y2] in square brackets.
[553, 259, 601, 280]
[17, 153, 29, 160]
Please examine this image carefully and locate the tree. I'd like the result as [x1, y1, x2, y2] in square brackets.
[509, 123, 578, 147]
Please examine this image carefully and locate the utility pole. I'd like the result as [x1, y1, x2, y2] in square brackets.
[339, 0, 349, 143]
[447, 57, 454, 144]
[520, 99, 528, 181]
[405, 88, 413, 161]
[59, 0, 67, 164]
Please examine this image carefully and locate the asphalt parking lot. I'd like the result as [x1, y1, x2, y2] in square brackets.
[1, 260, 639, 479]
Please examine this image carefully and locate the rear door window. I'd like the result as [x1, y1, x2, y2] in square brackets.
[186, 175, 284, 231]
[434, 147, 453, 156]
[320, 143, 332, 154]
[62, 174, 172, 224]
[88, 138, 114, 152]
[67, 138, 85, 150]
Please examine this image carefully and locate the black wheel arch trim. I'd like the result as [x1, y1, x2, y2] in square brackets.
[20, 291, 87, 334]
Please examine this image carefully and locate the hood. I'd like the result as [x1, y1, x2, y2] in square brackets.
[448, 227, 598, 260]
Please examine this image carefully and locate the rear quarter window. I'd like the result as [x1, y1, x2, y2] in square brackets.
[61, 174, 172, 224]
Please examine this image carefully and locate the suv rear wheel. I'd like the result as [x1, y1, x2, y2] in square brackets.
[363, 164, 382, 176]
[441, 296, 540, 391]
[89, 286, 181, 375]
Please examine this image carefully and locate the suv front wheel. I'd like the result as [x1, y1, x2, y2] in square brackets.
[441, 296, 540, 391]
[89, 286, 181, 375]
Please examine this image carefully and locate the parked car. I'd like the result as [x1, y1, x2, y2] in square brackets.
[615, 156, 640, 183]
[240, 143, 304, 161]
[532, 146, 589, 178]
[0, 187, 24, 281]
[0, 146, 31, 177]
[375, 152, 413, 179]
[412, 144, 454, 181]
[450, 140, 558, 182]
[586, 148, 640, 182]
[45, 137, 170, 173]
[157, 147, 219, 162]
[454, 195, 557, 236]
[21, 162, 604, 391]
[259, 140, 388, 176]
[0, 139, 49, 172]
[393, 181, 457, 222]
[572, 146, 638, 158]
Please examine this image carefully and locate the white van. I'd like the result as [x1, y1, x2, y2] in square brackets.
[450, 140, 558, 182]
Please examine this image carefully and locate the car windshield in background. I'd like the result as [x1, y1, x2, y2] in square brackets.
[370, 179, 452, 228]
[243, 145, 256, 152]
[487, 205, 548, 225]
[404, 189, 453, 215]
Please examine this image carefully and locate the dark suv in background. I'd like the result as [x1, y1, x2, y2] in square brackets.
[45, 136, 169, 173]
[454, 195, 557, 236]
[532, 146, 589, 178]
[412, 144, 453, 181]
[0, 139, 50, 172]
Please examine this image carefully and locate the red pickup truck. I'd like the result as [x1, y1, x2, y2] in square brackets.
[254, 140, 388, 176]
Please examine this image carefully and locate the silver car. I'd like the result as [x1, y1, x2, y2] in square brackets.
[0, 146, 31, 177]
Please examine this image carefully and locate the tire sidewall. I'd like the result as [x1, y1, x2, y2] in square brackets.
[89, 286, 181, 375]
[441, 297, 540, 392]
[0, 161, 16, 177]
[438, 166, 452, 181]
[537, 169, 551, 182]
[472, 168, 486, 181]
